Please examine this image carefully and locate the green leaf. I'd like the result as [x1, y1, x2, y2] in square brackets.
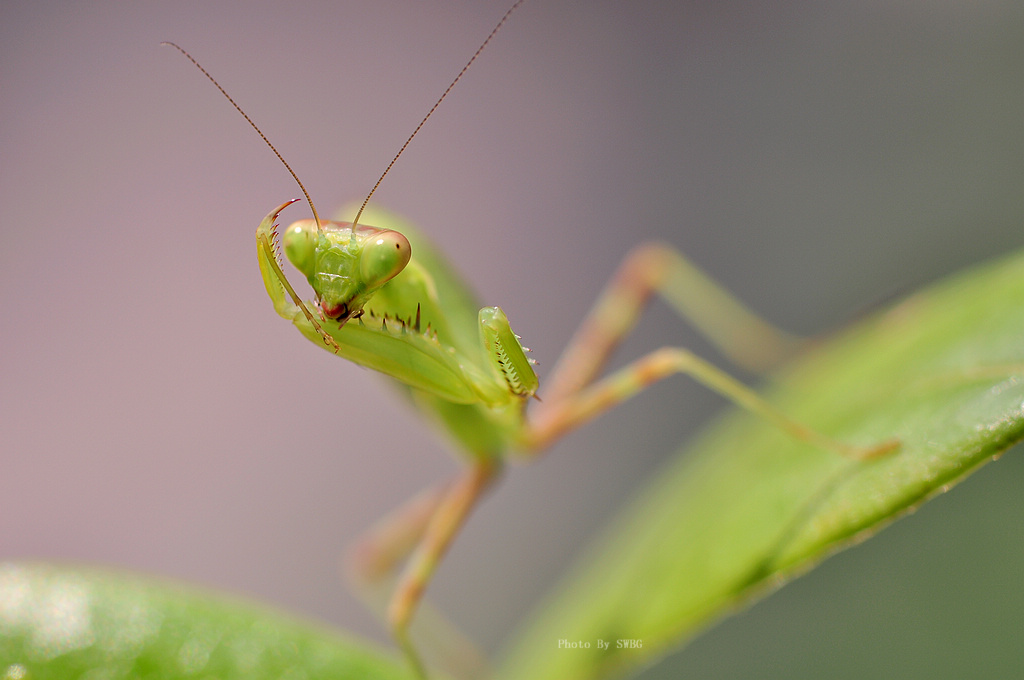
[498, 249, 1024, 680]
[0, 562, 414, 680]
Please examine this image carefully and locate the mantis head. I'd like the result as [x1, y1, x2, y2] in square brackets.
[280, 210, 411, 323]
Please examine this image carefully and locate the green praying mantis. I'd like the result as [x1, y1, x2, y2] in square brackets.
[166, 2, 900, 677]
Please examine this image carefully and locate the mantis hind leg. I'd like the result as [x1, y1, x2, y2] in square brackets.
[529, 346, 898, 458]
[527, 242, 899, 459]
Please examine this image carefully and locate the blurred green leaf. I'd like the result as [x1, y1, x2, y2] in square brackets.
[498, 250, 1024, 680]
[0, 563, 413, 679]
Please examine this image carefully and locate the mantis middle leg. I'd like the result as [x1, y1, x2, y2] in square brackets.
[347, 461, 500, 679]
[526, 242, 898, 459]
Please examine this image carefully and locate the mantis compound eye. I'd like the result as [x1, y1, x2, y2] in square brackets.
[282, 220, 319, 279]
[360, 230, 412, 289]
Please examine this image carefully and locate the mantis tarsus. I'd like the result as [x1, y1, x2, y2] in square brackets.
[167, 2, 899, 677]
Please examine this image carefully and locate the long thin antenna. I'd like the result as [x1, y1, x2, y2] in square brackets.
[350, 0, 526, 230]
[161, 41, 323, 231]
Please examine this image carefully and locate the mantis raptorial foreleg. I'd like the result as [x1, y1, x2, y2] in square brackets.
[526, 242, 899, 460]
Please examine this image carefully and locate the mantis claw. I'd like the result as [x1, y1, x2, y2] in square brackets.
[257, 201, 341, 353]
[260, 198, 302, 227]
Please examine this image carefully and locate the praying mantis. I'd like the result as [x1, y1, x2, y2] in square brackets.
[166, 2, 901, 678]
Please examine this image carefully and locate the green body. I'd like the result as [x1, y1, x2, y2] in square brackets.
[257, 201, 538, 461]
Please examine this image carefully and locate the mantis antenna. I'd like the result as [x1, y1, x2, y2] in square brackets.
[161, 41, 324, 232]
[164, 0, 525, 235]
[350, 0, 527, 231]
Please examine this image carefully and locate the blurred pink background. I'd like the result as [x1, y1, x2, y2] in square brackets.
[4, 1, 1024, 677]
